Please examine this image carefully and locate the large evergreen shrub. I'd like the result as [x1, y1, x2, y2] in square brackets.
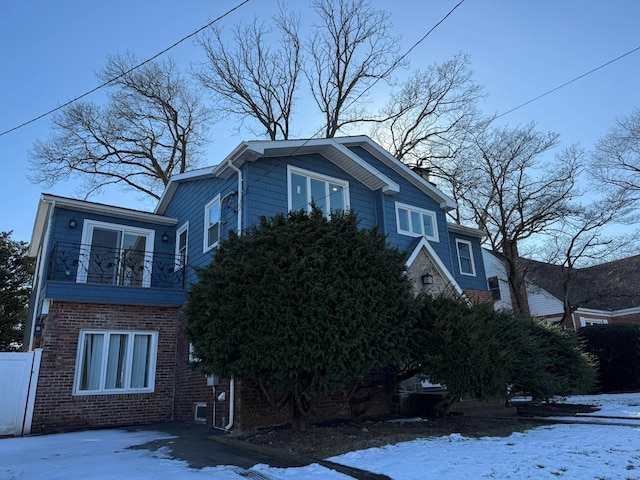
[186, 209, 415, 429]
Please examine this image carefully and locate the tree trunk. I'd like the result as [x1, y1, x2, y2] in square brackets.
[502, 239, 530, 315]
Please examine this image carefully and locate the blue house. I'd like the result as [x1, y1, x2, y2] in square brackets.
[24, 136, 489, 433]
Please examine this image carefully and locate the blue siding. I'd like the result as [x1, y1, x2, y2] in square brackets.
[162, 176, 237, 287]
[448, 231, 487, 291]
[345, 147, 453, 267]
[243, 154, 379, 230]
[44, 206, 184, 306]
[45, 281, 186, 306]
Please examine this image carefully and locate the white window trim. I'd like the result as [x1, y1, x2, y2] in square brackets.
[455, 238, 476, 276]
[77, 220, 155, 288]
[73, 329, 158, 396]
[580, 317, 608, 327]
[175, 221, 189, 270]
[203, 195, 221, 253]
[287, 165, 350, 215]
[394, 202, 439, 242]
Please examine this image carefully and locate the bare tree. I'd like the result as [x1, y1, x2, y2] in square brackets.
[591, 108, 640, 206]
[30, 54, 211, 200]
[195, 6, 301, 140]
[539, 194, 633, 326]
[459, 124, 581, 314]
[371, 53, 485, 165]
[307, 0, 401, 137]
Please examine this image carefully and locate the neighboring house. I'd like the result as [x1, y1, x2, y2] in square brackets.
[482, 250, 640, 330]
[24, 136, 490, 434]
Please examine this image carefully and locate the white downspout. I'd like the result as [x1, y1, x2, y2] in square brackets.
[28, 200, 55, 351]
[224, 377, 235, 430]
[227, 158, 243, 235]
[224, 158, 242, 431]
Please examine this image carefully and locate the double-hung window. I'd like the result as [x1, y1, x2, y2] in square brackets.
[78, 220, 155, 288]
[288, 166, 349, 216]
[175, 222, 188, 270]
[74, 330, 158, 395]
[456, 239, 476, 276]
[395, 202, 438, 241]
[204, 196, 221, 252]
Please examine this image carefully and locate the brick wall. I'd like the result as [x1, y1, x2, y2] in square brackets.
[463, 288, 494, 305]
[172, 309, 219, 426]
[31, 301, 181, 434]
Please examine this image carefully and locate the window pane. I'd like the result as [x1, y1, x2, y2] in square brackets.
[290, 173, 307, 212]
[131, 335, 152, 388]
[207, 201, 220, 247]
[121, 233, 146, 287]
[410, 211, 422, 234]
[178, 230, 187, 251]
[80, 333, 104, 391]
[310, 178, 327, 213]
[458, 243, 473, 274]
[88, 228, 121, 285]
[329, 183, 344, 212]
[398, 208, 409, 232]
[105, 334, 128, 389]
[422, 214, 434, 237]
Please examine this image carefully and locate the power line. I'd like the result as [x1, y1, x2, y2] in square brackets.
[495, 45, 640, 120]
[239, 0, 466, 209]
[0, 0, 250, 138]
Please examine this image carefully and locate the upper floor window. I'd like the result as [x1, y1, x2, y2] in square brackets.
[204, 196, 221, 252]
[456, 239, 476, 276]
[74, 330, 157, 395]
[288, 166, 349, 216]
[487, 276, 501, 300]
[175, 222, 188, 270]
[78, 220, 154, 288]
[395, 202, 438, 241]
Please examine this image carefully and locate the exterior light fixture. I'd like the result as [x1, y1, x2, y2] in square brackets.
[162, 231, 169, 243]
[421, 271, 434, 285]
[68, 217, 77, 229]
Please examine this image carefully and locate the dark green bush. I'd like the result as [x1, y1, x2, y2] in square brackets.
[578, 323, 640, 393]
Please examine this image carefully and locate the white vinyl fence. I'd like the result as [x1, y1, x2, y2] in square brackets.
[0, 349, 41, 436]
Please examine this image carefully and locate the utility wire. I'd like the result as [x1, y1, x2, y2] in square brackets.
[495, 45, 640, 119]
[0, 0, 250, 138]
[237, 0, 466, 211]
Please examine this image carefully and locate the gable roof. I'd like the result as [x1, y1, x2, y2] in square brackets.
[155, 136, 457, 215]
[524, 255, 640, 311]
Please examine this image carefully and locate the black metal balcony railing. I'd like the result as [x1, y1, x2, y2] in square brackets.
[47, 242, 185, 289]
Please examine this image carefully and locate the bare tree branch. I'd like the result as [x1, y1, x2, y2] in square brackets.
[306, 0, 401, 137]
[29, 53, 212, 200]
[195, 6, 301, 140]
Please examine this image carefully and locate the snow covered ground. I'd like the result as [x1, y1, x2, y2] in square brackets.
[2, 393, 640, 480]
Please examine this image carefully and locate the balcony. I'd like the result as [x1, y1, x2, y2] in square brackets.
[47, 242, 185, 291]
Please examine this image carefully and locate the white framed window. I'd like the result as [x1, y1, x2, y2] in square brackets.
[287, 165, 349, 216]
[204, 196, 221, 252]
[580, 317, 608, 327]
[456, 239, 476, 276]
[73, 330, 158, 395]
[395, 202, 439, 241]
[78, 220, 155, 288]
[175, 222, 188, 270]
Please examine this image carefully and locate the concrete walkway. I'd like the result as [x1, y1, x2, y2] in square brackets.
[127, 422, 389, 480]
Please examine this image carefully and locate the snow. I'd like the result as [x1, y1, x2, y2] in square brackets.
[2, 393, 640, 480]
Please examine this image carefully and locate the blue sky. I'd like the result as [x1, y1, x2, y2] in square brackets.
[1, 0, 639, 243]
